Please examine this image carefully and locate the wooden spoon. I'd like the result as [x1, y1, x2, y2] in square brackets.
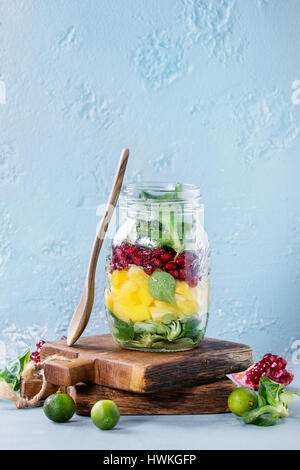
[67, 148, 129, 346]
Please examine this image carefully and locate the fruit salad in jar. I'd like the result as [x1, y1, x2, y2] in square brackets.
[105, 183, 210, 351]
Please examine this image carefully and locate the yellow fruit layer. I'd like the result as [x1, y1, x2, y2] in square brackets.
[105, 266, 209, 323]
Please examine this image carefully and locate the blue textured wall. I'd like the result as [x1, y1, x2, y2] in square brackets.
[0, 0, 300, 364]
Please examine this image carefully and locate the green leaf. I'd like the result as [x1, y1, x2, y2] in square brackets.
[138, 183, 183, 202]
[0, 349, 31, 392]
[136, 183, 191, 253]
[181, 316, 201, 334]
[258, 376, 285, 407]
[166, 321, 182, 341]
[241, 405, 280, 424]
[286, 390, 300, 398]
[279, 392, 294, 406]
[148, 271, 179, 312]
[253, 413, 279, 427]
[109, 311, 134, 341]
[133, 322, 157, 335]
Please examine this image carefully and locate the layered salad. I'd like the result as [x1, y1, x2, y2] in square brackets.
[105, 183, 210, 351]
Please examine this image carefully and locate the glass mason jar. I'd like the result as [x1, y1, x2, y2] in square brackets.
[105, 183, 210, 352]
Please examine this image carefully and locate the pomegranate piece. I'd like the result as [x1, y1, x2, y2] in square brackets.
[168, 269, 179, 279]
[110, 242, 201, 285]
[141, 248, 152, 260]
[153, 247, 165, 257]
[164, 261, 177, 271]
[152, 258, 163, 268]
[30, 351, 40, 363]
[178, 268, 185, 279]
[175, 255, 185, 267]
[232, 353, 294, 390]
[124, 245, 136, 257]
[143, 263, 154, 275]
[161, 252, 174, 263]
[36, 340, 45, 351]
[131, 253, 143, 266]
[187, 279, 198, 287]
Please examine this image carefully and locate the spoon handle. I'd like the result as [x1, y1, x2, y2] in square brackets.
[86, 148, 129, 284]
[67, 148, 129, 345]
[97, 148, 129, 241]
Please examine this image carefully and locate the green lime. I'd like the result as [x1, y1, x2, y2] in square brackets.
[91, 400, 120, 430]
[228, 387, 258, 416]
[43, 390, 75, 423]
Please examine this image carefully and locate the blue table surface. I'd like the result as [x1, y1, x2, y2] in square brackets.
[1, 366, 300, 450]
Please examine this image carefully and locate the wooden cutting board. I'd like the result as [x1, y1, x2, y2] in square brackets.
[68, 378, 236, 415]
[41, 334, 252, 394]
[20, 376, 236, 415]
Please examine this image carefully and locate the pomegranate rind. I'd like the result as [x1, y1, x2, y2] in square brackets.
[232, 366, 294, 391]
[232, 366, 254, 389]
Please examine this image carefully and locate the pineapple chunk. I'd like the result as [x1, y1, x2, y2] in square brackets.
[197, 280, 210, 314]
[120, 280, 138, 294]
[130, 304, 151, 322]
[176, 298, 199, 316]
[111, 269, 129, 288]
[137, 285, 155, 306]
[152, 300, 177, 314]
[128, 266, 149, 285]
[175, 293, 186, 303]
[105, 289, 114, 311]
[150, 306, 177, 322]
[112, 301, 132, 322]
[175, 280, 189, 296]
[118, 290, 139, 307]
[188, 285, 200, 301]
[111, 286, 120, 298]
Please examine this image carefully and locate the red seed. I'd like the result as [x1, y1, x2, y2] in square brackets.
[144, 264, 154, 275]
[153, 248, 165, 257]
[164, 261, 177, 271]
[114, 247, 123, 258]
[125, 245, 137, 257]
[36, 340, 45, 350]
[141, 248, 152, 260]
[30, 351, 40, 363]
[175, 256, 185, 267]
[132, 254, 143, 266]
[178, 268, 185, 279]
[187, 279, 198, 287]
[168, 269, 179, 279]
[152, 258, 163, 268]
[161, 252, 174, 263]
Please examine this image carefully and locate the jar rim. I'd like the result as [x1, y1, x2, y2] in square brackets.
[121, 182, 201, 204]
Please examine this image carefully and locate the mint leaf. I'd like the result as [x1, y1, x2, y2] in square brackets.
[148, 271, 179, 311]
[0, 349, 30, 392]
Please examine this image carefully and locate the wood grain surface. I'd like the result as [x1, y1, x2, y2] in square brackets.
[68, 378, 236, 415]
[41, 334, 253, 393]
[20, 378, 58, 401]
